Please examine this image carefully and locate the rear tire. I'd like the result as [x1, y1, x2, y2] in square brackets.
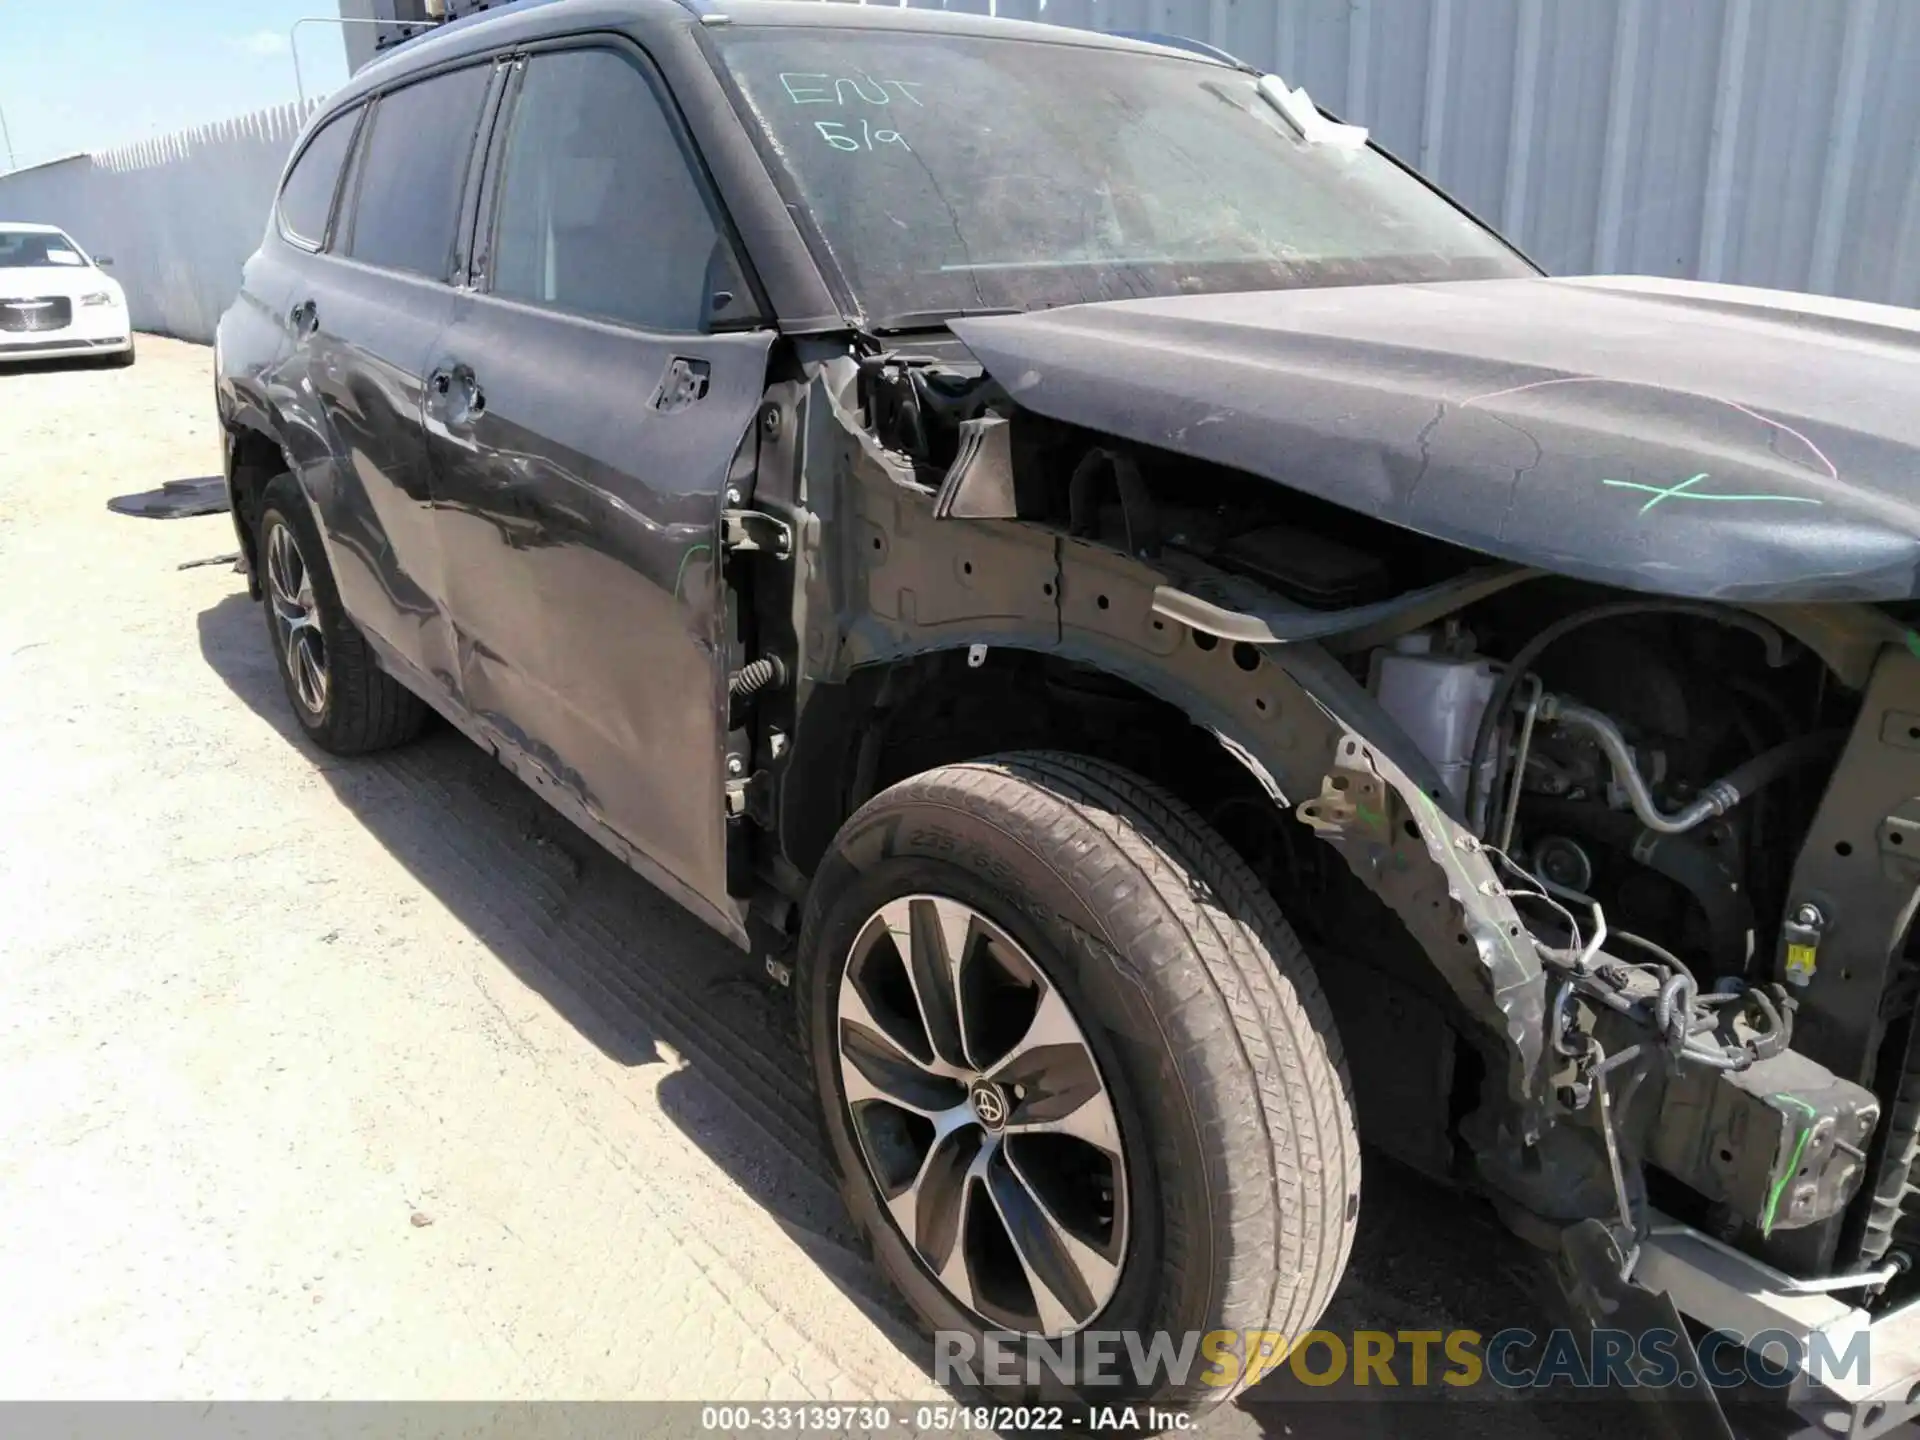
[798, 751, 1358, 1412]
[257, 472, 426, 755]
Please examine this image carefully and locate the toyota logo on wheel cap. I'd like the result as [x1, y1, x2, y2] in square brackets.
[968, 1079, 1009, 1131]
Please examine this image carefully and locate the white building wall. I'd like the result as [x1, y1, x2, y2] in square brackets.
[0, 103, 314, 344]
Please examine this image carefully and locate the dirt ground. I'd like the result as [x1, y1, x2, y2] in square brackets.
[0, 336, 1603, 1436]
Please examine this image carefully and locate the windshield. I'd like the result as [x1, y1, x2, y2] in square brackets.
[712, 29, 1532, 327]
[0, 229, 88, 269]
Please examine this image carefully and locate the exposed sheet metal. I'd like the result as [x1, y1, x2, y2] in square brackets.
[1150, 564, 1537, 648]
[954, 276, 1920, 602]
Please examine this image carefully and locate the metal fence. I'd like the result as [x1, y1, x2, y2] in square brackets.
[3, 0, 1916, 346]
[836, 0, 1920, 307]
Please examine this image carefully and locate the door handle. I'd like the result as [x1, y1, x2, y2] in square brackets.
[452, 365, 485, 417]
[430, 366, 486, 422]
[651, 356, 710, 413]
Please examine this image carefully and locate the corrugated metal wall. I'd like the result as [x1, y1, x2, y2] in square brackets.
[5, 0, 1916, 343]
[837, 0, 1920, 308]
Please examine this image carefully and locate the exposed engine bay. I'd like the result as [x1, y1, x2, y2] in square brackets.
[1361, 595, 1876, 1257]
[848, 337, 1920, 1335]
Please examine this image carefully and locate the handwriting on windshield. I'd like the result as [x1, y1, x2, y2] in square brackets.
[780, 73, 924, 107]
[776, 73, 921, 153]
[815, 119, 912, 154]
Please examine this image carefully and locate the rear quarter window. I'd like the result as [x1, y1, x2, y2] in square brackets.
[278, 107, 359, 248]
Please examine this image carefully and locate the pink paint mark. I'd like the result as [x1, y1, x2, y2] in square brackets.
[1457, 375, 1839, 482]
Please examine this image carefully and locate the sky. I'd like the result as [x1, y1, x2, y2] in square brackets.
[0, 1, 355, 172]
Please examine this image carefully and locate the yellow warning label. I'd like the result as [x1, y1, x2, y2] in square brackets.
[1786, 943, 1818, 979]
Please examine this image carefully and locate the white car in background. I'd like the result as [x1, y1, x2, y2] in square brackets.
[0, 223, 133, 366]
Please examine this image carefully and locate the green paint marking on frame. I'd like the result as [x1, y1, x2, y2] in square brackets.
[1601, 471, 1824, 516]
[671, 542, 712, 603]
[1906, 629, 1920, 661]
[1761, 1094, 1821, 1237]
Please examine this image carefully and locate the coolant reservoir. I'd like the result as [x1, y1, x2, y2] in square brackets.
[1369, 632, 1499, 808]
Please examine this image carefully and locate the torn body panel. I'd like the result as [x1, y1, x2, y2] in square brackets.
[769, 331, 1920, 1304]
[774, 358, 1555, 1132]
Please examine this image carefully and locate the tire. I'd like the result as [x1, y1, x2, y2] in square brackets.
[256, 472, 427, 755]
[798, 751, 1358, 1413]
[109, 340, 136, 368]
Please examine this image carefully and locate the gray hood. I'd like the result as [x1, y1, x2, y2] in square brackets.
[951, 275, 1920, 602]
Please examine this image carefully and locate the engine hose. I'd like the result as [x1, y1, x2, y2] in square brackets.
[1564, 945, 1793, 1075]
[1745, 984, 1795, 1061]
[1541, 701, 1839, 836]
[1715, 727, 1844, 805]
[1465, 601, 1791, 834]
[1658, 973, 1797, 1069]
[1567, 969, 1750, 1069]
[1529, 802, 1752, 974]
[1656, 973, 1694, 1047]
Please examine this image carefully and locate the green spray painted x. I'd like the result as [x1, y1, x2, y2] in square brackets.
[1602, 472, 1824, 515]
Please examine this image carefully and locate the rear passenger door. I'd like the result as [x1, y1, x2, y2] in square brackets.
[422, 40, 773, 927]
[292, 59, 501, 695]
[235, 102, 361, 440]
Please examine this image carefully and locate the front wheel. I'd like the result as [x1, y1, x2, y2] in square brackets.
[798, 752, 1358, 1412]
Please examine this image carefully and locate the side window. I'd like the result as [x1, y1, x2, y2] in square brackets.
[278, 107, 359, 248]
[344, 64, 492, 278]
[489, 48, 740, 332]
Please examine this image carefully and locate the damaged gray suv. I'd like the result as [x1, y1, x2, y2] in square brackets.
[215, 0, 1920, 1427]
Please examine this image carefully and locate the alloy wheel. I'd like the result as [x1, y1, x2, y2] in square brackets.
[836, 894, 1128, 1336]
[265, 520, 328, 715]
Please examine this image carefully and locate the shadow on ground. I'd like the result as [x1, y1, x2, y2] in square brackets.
[0, 352, 128, 376]
[196, 584, 1616, 1439]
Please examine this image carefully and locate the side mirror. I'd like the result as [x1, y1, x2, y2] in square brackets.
[95, 256, 114, 267]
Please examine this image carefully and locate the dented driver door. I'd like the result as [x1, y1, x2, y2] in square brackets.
[422, 40, 773, 932]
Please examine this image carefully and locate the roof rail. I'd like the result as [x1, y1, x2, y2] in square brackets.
[377, 0, 712, 48]
[1107, 32, 1257, 70]
[370, 0, 523, 56]
[371, 14, 444, 57]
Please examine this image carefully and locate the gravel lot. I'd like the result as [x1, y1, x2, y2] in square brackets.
[0, 336, 1599, 1437]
